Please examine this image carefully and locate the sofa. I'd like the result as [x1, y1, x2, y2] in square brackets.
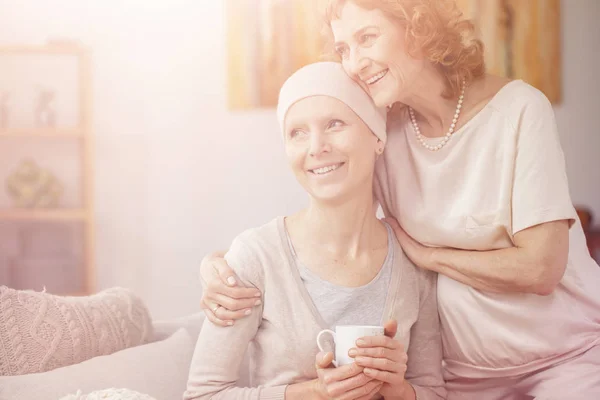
[1, 311, 210, 400]
[0, 311, 206, 400]
[0, 288, 225, 400]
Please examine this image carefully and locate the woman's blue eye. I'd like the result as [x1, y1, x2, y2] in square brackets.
[360, 33, 376, 44]
[327, 119, 345, 129]
[290, 129, 307, 139]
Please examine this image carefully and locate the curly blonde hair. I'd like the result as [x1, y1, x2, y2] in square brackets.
[321, 0, 485, 99]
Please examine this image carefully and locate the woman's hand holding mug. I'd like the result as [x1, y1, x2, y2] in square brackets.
[313, 352, 383, 400]
[350, 320, 414, 399]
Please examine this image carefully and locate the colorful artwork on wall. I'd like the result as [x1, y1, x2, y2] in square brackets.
[227, 0, 562, 109]
[456, 0, 561, 102]
[226, 0, 324, 109]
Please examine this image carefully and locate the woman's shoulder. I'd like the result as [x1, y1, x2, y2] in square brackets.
[225, 218, 283, 278]
[487, 78, 554, 119]
[231, 218, 280, 247]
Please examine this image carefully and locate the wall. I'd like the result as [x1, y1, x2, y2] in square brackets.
[0, 0, 598, 319]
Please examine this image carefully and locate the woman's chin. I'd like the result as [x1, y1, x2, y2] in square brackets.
[309, 189, 348, 205]
[370, 90, 396, 109]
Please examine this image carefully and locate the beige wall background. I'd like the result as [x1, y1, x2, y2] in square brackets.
[0, 0, 598, 319]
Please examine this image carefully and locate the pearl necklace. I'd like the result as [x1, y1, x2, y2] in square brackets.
[408, 79, 467, 151]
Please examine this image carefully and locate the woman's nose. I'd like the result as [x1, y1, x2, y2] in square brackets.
[308, 133, 331, 157]
[347, 49, 370, 78]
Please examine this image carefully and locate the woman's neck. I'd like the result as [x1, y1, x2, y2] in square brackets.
[400, 70, 502, 139]
[401, 64, 463, 138]
[289, 188, 383, 261]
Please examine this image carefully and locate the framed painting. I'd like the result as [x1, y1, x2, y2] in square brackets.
[226, 0, 324, 110]
[456, 0, 561, 103]
[227, 0, 562, 108]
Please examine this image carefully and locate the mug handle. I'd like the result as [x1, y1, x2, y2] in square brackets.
[316, 329, 337, 367]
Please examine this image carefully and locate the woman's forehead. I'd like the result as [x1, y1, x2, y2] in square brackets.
[330, 2, 389, 39]
[285, 96, 355, 125]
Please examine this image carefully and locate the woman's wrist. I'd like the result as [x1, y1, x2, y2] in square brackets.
[383, 381, 416, 400]
[425, 246, 443, 272]
[285, 379, 325, 400]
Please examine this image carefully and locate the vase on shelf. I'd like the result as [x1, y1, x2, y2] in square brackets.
[34, 88, 57, 128]
[5, 159, 64, 208]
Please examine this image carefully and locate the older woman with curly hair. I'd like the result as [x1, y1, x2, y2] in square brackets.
[199, 0, 600, 398]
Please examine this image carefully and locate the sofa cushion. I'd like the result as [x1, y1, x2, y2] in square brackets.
[151, 312, 204, 342]
[0, 286, 153, 376]
[0, 328, 194, 400]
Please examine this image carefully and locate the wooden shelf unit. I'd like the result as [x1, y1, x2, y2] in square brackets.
[0, 128, 84, 137]
[0, 208, 86, 221]
[0, 42, 96, 296]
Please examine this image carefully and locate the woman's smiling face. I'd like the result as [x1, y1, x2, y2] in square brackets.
[283, 95, 380, 204]
[330, 1, 426, 107]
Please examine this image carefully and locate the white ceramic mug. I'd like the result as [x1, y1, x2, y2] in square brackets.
[316, 325, 384, 367]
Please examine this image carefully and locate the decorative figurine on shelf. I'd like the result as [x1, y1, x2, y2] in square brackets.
[0, 91, 9, 131]
[5, 159, 64, 208]
[35, 88, 57, 128]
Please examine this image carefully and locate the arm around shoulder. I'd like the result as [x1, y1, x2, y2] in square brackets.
[186, 238, 277, 400]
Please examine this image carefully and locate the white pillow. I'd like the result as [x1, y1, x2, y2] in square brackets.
[0, 329, 194, 400]
[59, 388, 157, 400]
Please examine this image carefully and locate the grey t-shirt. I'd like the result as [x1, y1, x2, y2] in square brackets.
[285, 223, 393, 328]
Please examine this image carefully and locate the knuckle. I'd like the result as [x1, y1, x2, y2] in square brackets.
[377, 348, 386, 357]
[361, 384, 370, 395]
[218, 309, 231, 319]
[355, 373, 366, 385]
[361, 374, 371, 385]
[218, 265, 233, 277]
[242, 299, 256, 309]
[227, 289, 244, 300]
[220, 298, 235, 310]
[315, 352, 324, 363]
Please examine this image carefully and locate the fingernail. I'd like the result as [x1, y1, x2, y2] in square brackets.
[227, 277, 236, 286]
[348, 349, 357, 357]
[227, 321, 234, 326]
[244, 309, 252, 316]
[364, 368, 373, 374]
[254, 299, 262, 306]
[356, 339, 366, 346]
[254, 292, 262, 297]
